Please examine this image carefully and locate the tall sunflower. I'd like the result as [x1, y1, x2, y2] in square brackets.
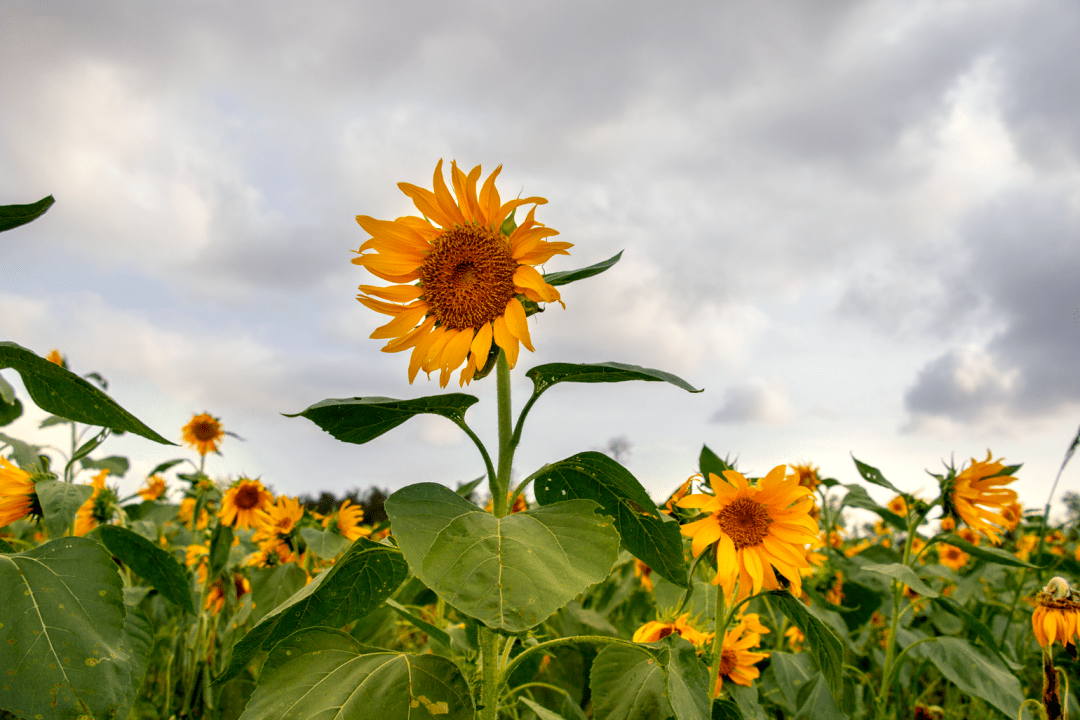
[0, 457, 40, 528]
[352, 160, 572, 387]
[678, 466, 820, 602]
[218, 478, 274, 530]
[182, 413, 225, 456]
[945, 451, 1018, 545]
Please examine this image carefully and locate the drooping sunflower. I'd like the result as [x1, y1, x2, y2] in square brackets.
[1032, 577, 1080, 649]
[678, 466, 820, 601]
[182, 413, 225, 456]
[0, 457, 40, 528]
[218, 478, 274, 530]
[715, 614, 770, 695]
[632, 613, 713, 649]
[945, 451, 1018, 545]
[352, 160, 572, 387]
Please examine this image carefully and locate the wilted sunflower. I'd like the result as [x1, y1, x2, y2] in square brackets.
[352, 160, 572, 387]
[715, 614, 770, 695]
[1032, 577, 1080, 649]
[678, 466, 819, 601]
[945, 451, 1018, 545]
[218, 478, 274, 530]
[0, 457, 40, 528]
[632, 613, 713, 649]
[182, 413, 225, 456]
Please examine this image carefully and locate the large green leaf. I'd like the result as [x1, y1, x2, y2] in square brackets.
[534, 451, 688, 587]
[248, 563, 309, 625]
[0, 342, 173, 444]
[767, 592, 844, 705]
[526, 361, 701, 395]
[238, 627, 474, 720]
[0, 537, 131, 720]
[938, 533, 1042, 569]
[95, 524, 195, 613]
[299, 526, 351, 560]
[387, 482, 620, 632]
[840, 484, 906, 531]
[115, 605, 155, 720]
[590, 636, 710, 720]
[0, 195, 54, 232]
[217, 537, 408, 685]
[859, 562, 939, 598]
[35, 479, 93, 538]
[542, 250, 622, 287]
[897, 631, 1024, 717]
[284, 394, 478, 445]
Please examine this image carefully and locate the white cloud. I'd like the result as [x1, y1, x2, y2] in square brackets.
[710, 376, 794, 425]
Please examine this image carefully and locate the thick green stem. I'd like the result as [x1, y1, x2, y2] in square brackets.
[493, 351, 513, 518]
[708, 577, 729, 699]
[479, 628, 501, 720]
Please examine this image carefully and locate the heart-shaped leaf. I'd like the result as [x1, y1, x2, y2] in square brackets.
[386, 482, 620, 632]
[590, 636, 710, 720]
[284, 394, 478, 445]
[534, 451, 687, 587]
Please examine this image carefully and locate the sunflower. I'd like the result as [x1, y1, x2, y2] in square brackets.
[887, 495, 908, 516]
[45, 349, 65, 367]
[784, 625, 805, 651]
[678, 466, 820, 602]
[218, 478, 274, 530]
[715, 614, 770, 695]
[946, 451, 1018, 545]
[789, 463, 820, 492]
[252, 495, 304, 545]
[662, 477, 694, 515]
[632, 613, 713, 649]
[1000, 501, 1023, 531]
[178, 497, 210, 530]
[205, 573, 251, 615]
[138, 475, 167, 502]
[352, 160, 572, 387]
[330, 499, 371, 542]
[633, 558, 654, 593]
[937, 543, 969, 571]
[1032, 577, 1080, 649]
[0, 457, 40, 528]
[182, 413, 225, 456]
[74, 469, 113, 536]
[185, 543, 210, 584]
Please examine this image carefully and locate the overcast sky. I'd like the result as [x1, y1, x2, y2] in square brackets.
[2, 0, 1078, 517]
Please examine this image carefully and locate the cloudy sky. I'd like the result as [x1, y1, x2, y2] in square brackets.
[2, 0, 1078, 516]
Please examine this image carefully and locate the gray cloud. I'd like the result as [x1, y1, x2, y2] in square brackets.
[710, 377, 793, 425]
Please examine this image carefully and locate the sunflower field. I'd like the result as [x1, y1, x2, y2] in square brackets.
[2, 174, 1080, 720]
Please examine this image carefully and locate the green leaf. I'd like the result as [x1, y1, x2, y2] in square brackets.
[299, 526, 351, 560]
[0, 376, 21, 427]
[209, 522, 234, 578]
[284, 394, 479, 445]
[590, 636, 709, 720]
[0, 195, 54, 232]
[939, 533, 1042, 568]
[526, 361, 702, 395]
[95, 524, 195, 613]
[0, 537, 131, 720]
[713, 698, 744, 720]
[930, 595, 1021, 670]
[35, 479, 93, 538]
[543, 250, 622, 287]
[0, 537, 14, 552]
[248, 563, 309, 625]
[456, 475, 485, 497]
[386, 482, 621, 632]
[148, 458, 185, 476]
[115, 606, 155, 720]
[793, 672, 847, 720]
[384, 598, 452, 650]
[39, 414, 73, 429]
[851, 455, 902, 494]
[0, 374, 14, 405]
[840, 484, 906, 530]
[520, 697, 571, 720]
[699, 445, 733, 480]
[767, 592, 844, 705]
[0, 432, 45, 474]
[239, 627, 474, 720]
[216, 537, 408, 685]
[897, 631, 1024, 718]
[727, 684, 767, 720]
[0, 342, 174, 444]
[534, 451, 688, 587]
[859, 562, 939, 598]
[80, 454, 130, 478]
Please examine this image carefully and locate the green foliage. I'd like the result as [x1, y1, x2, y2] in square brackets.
[590, 636, 710, 720]
[285, 393, 479, 444]
[95, 524, 195, 613]
[387, 482, 621, 631]
[542, 250, 623, 287]
[525, 361, 702, 395]
[35, 479, 93, 538]
[0, 195, 54, 232]
[767, 592, 845, 705]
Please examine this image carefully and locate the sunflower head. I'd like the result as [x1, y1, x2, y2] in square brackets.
[789, 463, 820, 492]
[74, 469, 116, 536]
[937, 543, 970, 571]
[334, 499, 371, 542]
[714, 614, 770, 696]
[218, 478, 274, 530]
[941, 451, 1018, 545]
[138, 475, 167, 502]
[1032, 577, 1080, 649]
[0, 456, 43, 528]
[353, 160, 573, 387]
[182, 413, 225, 456]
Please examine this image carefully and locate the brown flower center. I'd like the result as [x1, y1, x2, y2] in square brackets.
[717, 647, 737, 678]
[716, 497, 772, 549]
[192, 419, 221, 442]
[234, 483, 262, 510]
[420, 224, 517, 331]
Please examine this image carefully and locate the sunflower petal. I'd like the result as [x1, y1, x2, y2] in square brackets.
[503, 298, 535, 352]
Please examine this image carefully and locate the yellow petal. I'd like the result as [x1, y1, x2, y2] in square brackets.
[358, 284, 425, 303]
[492, 315, 519, 368]
[471, 321, 493, 367]
[503, 298, 534, 352]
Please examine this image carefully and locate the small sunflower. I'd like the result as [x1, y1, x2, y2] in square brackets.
[74, 469, 113, 536]
[1000, 501, 1023, 531]
[352, 160, 572, 387]
[178, 496, 210, 530]
[1032, 577, 1080, 649]
[945, 451, 1018, 545]
[784, 625, 805, 651]
[0, 457, 40, 528]
[330, 499, 371, 542]
[789, 463, 820, 492]
[678, 466, 820, 601]
[887, 495, 908, 516]
[182, 413, 225, 456]
[185, 543, 209, 584]
[632, 613, 713, 650]
[937, 543, 970, 571]
[138, 475, 167, 502]
[205, 573, 251, 615]
[45, 349, 65, 367]
[252, 495, 304, 545]
[715, 614, 770, 695]
[218, 478, 274, 530]
[633, 558, 654, 593]
[662, 477, 694, 515]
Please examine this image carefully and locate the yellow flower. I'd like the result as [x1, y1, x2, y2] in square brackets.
[178, 497, 210, 530]
[824, 571, 845, 605]
[205, 573, 251, 615]
[948, 451, 1018, 545]
[74, 469, 111, 536]
[138, 475, 167, 502]
[1000, 502, 1023, 531]
[352, 160, 572, 387]
[937, 543, 969, 571]
[185, 543, 209, 584]
[940, 516, 956, 532]
[218, 478, 274, 530]
[332, 499, 371, 542]
[0, 457, 39, 528]
[633, 559, 654, 593]
[182, 413, 225, 456]
[663, 476, 694, 515]
[789, 463, 820, 492]
[785, 625, 805, 651]
[1032, 577, 1080, 649]
[714, 615, 770, 696]
[45, 349, 65, 367]
[632, 613, 712, 649]
[252, 495, 304, 544]
[887, 495, 908, 516]
[678, 466, 819, 602]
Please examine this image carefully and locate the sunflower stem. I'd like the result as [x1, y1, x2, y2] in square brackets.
[708, 578, 728, 699]
[479, 628, 501, 720]
[493, 350, 513, 518]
